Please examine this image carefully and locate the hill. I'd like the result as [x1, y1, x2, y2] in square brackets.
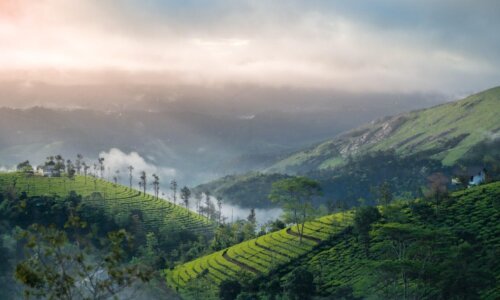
[0, 173, 213, 236]
[269, 86, 500, 174]
[165, 212, 354, 291]
[195, 87, 500, 208]
[192, 173, 291, 208]
[169, 182, 500, 299]
[0, 82, 440, 186]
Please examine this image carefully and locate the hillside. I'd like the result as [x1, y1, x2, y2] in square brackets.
[165, 212, 354, 291]
[192, 173, 291, 208]
[0, 82, 438, 186]
[195, 87, 500, 209]
[268, 86, 500, 174]
[0, 173, 212, 235]
[170, 182, 500, 299]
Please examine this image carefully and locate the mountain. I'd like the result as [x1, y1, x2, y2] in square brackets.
[166, 182, 500, 299]
[268, 86, 500, 174]
[196, 87, 500, 208]
[0, 82, 444, 185]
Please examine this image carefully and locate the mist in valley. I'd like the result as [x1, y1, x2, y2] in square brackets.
[0, 81, 447, 187]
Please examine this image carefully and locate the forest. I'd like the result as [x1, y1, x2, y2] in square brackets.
[1, 153, 499, 299]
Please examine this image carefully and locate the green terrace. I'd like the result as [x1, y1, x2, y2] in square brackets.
[0, 173, 213, 234]
[165, 211, 353, 290]
[281, 182, 500, 299]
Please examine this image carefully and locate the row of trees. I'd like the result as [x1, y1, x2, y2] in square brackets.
[17, 154, 243, 230]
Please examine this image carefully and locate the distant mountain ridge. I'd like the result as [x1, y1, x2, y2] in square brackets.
[267, 86, 500, 174]
[0, 82, 445, 185]
[196, 86, 500, 208]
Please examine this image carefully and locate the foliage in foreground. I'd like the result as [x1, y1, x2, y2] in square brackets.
[15, 222, 153, 300]
[174, 182, 500, 300]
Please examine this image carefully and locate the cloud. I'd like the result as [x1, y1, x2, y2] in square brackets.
[0, 165, 16, 173]
[0, 1, 499, 94]
[98, 148, 176, 185]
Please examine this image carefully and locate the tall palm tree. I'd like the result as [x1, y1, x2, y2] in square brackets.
[204, 191, 211, 218]
[152, 174, 160, 199]
[181, 186, 191, 214]
[217, 196, 223, 224]
[114, 170, 120, 186]
[127, 166, 134, 189]
[170, 179, 178, 204]
[82, 162, 89, 184]
[98, 157, 105, 179]
[75, 154, 83, 174]
[92, 163, 99, 191]
[139, 171, 147, 195]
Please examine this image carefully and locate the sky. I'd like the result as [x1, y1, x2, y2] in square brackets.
[1, 0, 499, 94]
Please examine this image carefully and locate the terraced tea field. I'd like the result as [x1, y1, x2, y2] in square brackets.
[165, 211, 353, 289]
[277, 182, 500, 299]
[0, 173, 212, 234]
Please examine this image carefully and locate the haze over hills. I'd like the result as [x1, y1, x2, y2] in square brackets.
[1, 1, 500, 299]
[196, 87, 500, 207]
[268, 86, 500, 174]
[0, 81, 446, 185]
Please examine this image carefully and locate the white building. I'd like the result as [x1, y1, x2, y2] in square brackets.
[469, 170, 486, 187]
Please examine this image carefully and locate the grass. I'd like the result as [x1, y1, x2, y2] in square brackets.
[167, 181, 500, 298]
[165, 212, 353, 290]
[267, 86, 500, 173]
[277, 181, 500, 298]
[371, 86, 500, 164]
[0, 172, 213, 234]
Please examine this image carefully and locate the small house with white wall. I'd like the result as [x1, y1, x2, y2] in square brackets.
[469, 170, 486, 187]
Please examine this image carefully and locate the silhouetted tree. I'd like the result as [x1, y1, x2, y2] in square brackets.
[204, 191, 211, 219]
[247, 208, 256, 224]
[98, 157, 105, 178]
[16, 161, 33, 174]
[377, 181, 393, 207]
[75, 154, 83, 174]
[353, 206, 381, 257]
[152, 174, 160, 199]
[194, 192, 202, 214]
[425, 172, 449, 215]
[15, 223, 152, 300]
[269, 177, 322, 243]
[82, 163, 90, 184]
[139, 171, 147, 195]
[54, 155, 65, 173]
[180, 186, 191, 213]
[66, 160, 76, 179]
[217, 196, 223, 224]
[127, 165, 134, 189]
[170, 179, 178, 204]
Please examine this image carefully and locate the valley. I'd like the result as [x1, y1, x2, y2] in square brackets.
[1, 2, 499, 298]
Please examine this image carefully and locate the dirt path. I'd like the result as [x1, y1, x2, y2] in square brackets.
[222, 250, 261, 274]
[286, 227, 322, 243]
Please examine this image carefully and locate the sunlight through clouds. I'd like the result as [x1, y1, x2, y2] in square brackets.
[0, 0, 499, 93]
